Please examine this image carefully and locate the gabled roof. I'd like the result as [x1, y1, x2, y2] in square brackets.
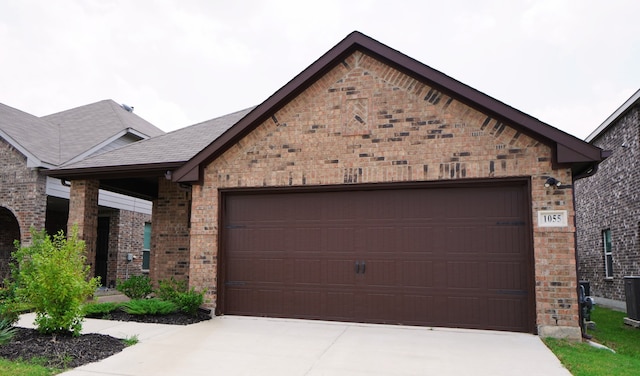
[586, 88, 640, 143]
[172, 31, 607, 182]
[48, 31, 608, 198]
[0, 102, 61, 167]
[43, 99, 165, 164]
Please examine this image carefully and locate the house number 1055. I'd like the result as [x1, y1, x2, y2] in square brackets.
[538, 210, 568, 227]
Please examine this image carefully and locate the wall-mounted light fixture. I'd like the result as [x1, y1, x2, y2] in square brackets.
[544, 177, 562, 188]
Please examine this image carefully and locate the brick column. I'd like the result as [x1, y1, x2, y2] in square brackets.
[68, 179, 99, 277]
[150, 178, 191, 285]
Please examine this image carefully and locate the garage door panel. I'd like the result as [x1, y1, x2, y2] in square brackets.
[487, 298, 527, 330]
[359, 293, 398, 322]
[401, 261, 434, 287]
[322, 227, 356, 252]
[446, 226, 485, 253]
[363, 226, 399, 253]
[402, 226, 436, 253]
[488, 262, 527, 290]
[225, 288, 253, 314]
[325, 292, 357, 319]
[446, 261, 486, 289]
[293, 259, 323, 284]
[294, 228, 323, 251]
[446, 296, 483, 327]
[362, 260, 399, 287]
[256, 289, 285, 315]
[326, 260, 357, 286]
[222, 184, 533, 332]
[402, 295, 432, 323]
[291, 290, 323, 317]
[225, 227, 287, 252]
[226, 256, 249, 279]
[486, 226, 526, 254]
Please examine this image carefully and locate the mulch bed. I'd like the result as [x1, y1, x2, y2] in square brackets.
[0, 311, 211, 369]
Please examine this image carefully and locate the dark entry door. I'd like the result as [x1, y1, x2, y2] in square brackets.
[221, 183, 534, 332]
[96, 217, 110, 286]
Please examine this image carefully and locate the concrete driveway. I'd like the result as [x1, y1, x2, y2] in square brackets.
[19, 314, 571, 375]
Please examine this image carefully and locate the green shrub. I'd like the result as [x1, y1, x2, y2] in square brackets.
[156, 277, 204, 316]
[122, 299, 177, 315]
[82, 302, 120, 317]
[0, 318, 16, 345]
[156, 277, 187, 302]
[12, 227, 100, 336]
[174, 288, 205, 316]
[117, 275, 153, 300]
[0, 301, 20, 327]
[0, 288, 11, 301]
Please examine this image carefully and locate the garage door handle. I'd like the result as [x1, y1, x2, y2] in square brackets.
[355, 261, 360, 274]
[362, 261, 366, 274]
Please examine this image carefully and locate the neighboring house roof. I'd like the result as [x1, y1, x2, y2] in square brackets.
[0, 102, 62, 167]
[46, 107, 254, 198]
[585, 88, 640, 143]
[57, 107, 254, 170]
[43, 99, 165, 164]
[172, 31, 607, 182]
[0, 99, 165, 169]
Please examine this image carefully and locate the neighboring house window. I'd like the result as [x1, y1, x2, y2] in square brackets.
[603, 229, 613, 278]
[142, 222, 151, 271]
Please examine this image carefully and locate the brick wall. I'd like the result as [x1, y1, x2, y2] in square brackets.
[113, 209, 151, 283]
[150, 178, 191, 285]
[187, 51, 580, 336]
[96, 209, 151, 287]
[0, 138, 47, 281]
[575, 106, 639, 302]
[68, 179, 99, 276]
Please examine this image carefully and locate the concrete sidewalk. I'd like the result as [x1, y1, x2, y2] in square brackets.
[18, 314, 571, 376]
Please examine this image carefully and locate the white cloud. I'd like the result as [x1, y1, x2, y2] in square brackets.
[0, 0, 638, 136]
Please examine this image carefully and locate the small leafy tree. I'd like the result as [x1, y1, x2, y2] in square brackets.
[13, 227, 100, 336]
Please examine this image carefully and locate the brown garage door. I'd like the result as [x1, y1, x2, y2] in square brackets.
[220, 182, 534, 332]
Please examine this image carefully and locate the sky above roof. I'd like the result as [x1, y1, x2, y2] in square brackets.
[1, 0, 638, 140]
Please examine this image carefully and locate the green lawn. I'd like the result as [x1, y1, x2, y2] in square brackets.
[0, 358, 59, 376]
[545, 307, 640, 375]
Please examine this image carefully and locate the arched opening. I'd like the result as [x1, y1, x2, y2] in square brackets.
[0, 206, 21, 284]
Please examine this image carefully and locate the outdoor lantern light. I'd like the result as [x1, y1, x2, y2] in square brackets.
[544, 177, 561, 188]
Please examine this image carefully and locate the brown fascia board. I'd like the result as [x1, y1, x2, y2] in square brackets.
[44, 161, 183, 181]
[173, 31, 605, 183]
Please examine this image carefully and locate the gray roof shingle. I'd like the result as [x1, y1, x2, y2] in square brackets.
[43, 100, 165, 163]
[58, 106, 255, 169]
[0, 99, 165, 167]
[0, 102, 61, 165]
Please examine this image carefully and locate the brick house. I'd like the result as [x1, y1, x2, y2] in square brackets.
[575, 89, 640, 309]
[49, 32, 607, 338]
[0, 100, 164, 286]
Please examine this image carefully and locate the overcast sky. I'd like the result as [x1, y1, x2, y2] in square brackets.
[1, 0, 638, 140]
